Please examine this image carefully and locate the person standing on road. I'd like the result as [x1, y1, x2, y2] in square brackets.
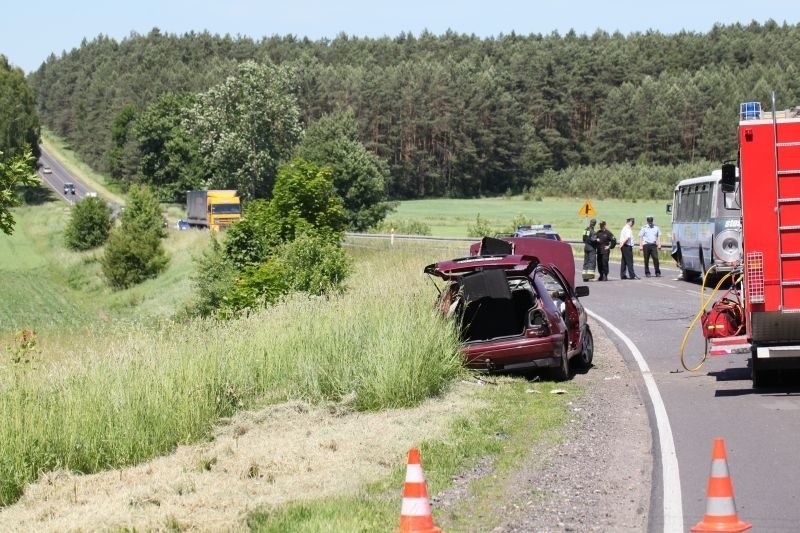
[639, 216, 662, 277]
[582, 218, 599, 281]
[619, 217, 639, 280]
[595, 221, 616, 281]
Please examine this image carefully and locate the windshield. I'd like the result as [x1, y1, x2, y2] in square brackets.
[211, 203, 241, 215]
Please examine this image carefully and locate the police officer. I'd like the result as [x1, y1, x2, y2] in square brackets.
[639, 216, 662, 277]
[582, 218, 599, 281]
[595, 221, 616, 281]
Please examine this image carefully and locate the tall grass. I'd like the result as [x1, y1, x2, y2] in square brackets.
[0, 248, 463, 505]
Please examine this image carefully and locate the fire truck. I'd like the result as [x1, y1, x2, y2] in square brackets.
[710, 94, 800, 385]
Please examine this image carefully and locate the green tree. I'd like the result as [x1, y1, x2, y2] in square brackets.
[64, 196, 113, 250]
[101, 185, 168, 289]
[119, 184, 167, 238]
[0, 149, 38, 235]
[134, 92, 204, 202]
[296, 109, 394, 231]
[108, 104, 139, 185]
[0, 55, 40, 159]
[186, 61, 302, 199]
[263, 158, 347, 245]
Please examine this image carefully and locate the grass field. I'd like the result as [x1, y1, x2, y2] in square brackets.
[385, 196, 673, 240]
[0, 203, 209, 333]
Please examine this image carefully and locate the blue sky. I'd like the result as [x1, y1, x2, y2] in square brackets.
[2, 0, 798, 73]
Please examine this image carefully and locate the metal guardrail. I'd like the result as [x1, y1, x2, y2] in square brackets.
[344, 232, 583, 245]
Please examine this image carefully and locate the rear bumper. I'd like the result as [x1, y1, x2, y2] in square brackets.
[462, 334, 563, 372]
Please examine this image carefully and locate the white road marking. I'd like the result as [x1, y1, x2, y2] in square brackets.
[586, 309, 683, 533]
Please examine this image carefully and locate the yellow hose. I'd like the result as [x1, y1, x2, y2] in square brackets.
[679, 266, 742, 372]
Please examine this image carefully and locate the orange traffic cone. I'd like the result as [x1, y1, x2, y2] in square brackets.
[399, 448, 442, 533]
[691, 438, 752, 532]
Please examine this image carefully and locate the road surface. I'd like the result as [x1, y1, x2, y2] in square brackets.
[587, 260, 800, 532]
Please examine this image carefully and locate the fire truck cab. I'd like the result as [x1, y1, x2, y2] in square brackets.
[738, 95, 800, 385]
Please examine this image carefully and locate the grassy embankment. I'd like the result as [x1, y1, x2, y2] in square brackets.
[0, 203, 579, 531]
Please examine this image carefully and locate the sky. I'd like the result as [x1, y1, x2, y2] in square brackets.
[2, 0, 798, 74]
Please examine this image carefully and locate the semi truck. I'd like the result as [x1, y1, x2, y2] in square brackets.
[709, 94, 800, 385]
[186, 190, 242, 231]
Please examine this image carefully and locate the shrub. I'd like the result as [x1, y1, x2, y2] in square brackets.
[466, 214, 494, 238]
[369, 219, 431, 236]
[275, 230, 350, 296]
[64, 197, 113, 250]
[101, 228, 168, 289]
[190, 235, 238, 317]
[101, 185, 168, 289]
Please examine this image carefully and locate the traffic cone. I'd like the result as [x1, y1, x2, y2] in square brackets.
[691, 438, 752, 532]
[399, 448, 441, 533]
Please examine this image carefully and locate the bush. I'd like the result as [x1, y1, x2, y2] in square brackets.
[64, 197, 113, 250]
[101, 228, 168, 289]
[369, 219, 431, 236]
[466, 214, 494, 238]
[275, 230, 350, 296]
[190, 235, 238, 317]
[101, 185, 168, 289]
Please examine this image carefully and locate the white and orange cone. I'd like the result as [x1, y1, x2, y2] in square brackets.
[691, 438, 752, 532]
[399, 448, 441, 533]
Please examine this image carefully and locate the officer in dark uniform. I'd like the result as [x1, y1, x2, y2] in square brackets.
[582, 218, 599, 281]
[595, 221, 616, 281]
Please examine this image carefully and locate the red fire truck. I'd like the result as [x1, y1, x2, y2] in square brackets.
[712, 95, 800, 385]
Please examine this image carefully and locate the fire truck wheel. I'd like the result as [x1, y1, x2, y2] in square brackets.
[751, 353, 773, 388]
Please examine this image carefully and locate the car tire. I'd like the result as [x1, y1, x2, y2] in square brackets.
[576, 325, 594, 368]
[551, 337, 570, 382]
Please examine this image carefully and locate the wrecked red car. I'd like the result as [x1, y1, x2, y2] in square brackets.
[424, 237, 593, 380]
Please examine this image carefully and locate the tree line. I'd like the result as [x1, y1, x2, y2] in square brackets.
[25, 21, 800, 201]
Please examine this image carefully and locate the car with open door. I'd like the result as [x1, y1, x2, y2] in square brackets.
[424, 237, 593, 380]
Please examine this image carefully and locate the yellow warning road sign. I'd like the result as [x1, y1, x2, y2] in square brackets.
[578, 200, 596, 217]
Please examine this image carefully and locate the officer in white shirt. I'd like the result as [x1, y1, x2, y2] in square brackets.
[619, 217, 639, 280]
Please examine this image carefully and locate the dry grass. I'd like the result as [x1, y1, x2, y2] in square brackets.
[0, 383, 483, 531]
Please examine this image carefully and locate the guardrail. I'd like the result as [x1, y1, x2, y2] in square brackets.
[344, 232, 583, 245]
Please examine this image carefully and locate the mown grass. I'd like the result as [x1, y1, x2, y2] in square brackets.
[0, 247, 466, 506]
[247, 378, 577, 532]
[387, 196, 673, 240]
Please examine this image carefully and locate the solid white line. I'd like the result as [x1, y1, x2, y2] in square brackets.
[586, 309, 683, 533]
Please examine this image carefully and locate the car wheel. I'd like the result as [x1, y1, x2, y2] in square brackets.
[551, 337, 570, 382]
[576, 325, 594, 368]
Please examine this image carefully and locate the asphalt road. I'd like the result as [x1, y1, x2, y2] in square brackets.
[584, 259, 800, 532]
[38, 146, 89, 204]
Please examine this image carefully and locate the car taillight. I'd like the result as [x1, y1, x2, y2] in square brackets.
[526, 324, 549, 338]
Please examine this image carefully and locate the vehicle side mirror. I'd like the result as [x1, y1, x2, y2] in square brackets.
[666, 203, 672, 214]
[574, 286, 590, 298]
[720, 163, 737, 193]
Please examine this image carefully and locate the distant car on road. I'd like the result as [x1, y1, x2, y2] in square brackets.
[63, 183, 75, 195]
[513, 224, 561, 240]
[42, 166, 52, 174]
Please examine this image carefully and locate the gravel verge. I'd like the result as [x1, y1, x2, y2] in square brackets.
[436, 317, 653, 531]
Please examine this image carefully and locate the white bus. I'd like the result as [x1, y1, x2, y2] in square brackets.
[670, 166, 742, 281]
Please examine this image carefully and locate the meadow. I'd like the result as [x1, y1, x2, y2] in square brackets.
[385, 196, 673, 241]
